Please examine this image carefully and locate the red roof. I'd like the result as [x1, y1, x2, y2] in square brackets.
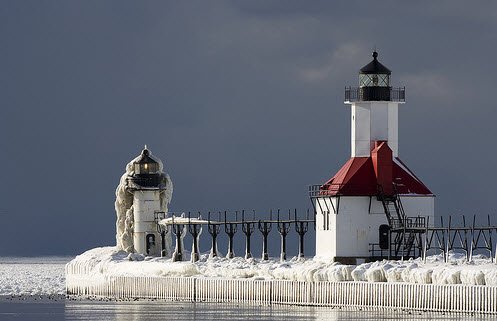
[321, 142, 432, 196]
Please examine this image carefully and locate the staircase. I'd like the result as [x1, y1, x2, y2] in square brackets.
[376, 184, 425, 258]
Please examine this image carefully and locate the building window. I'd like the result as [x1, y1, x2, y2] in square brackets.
[359, 73, 389, 87]
[323, 211, 330, 231]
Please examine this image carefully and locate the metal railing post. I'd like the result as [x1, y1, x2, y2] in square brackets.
[207, 211, 220, 258]
[188, 212, 202, 263]
[155, 211, 168, 257]
[277, 209, 291, 261]
[259, 210, 273, 261]
[171, 219, 185, 262]
[295, 209, 310, 260]
[242, 210, 255, 260]
[224, 211, 237, 259]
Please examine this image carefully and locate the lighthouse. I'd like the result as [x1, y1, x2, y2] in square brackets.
[115, 146, 173, 256]
[311, 52, 435, 264]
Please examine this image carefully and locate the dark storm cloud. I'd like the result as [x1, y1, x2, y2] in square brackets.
[1, 1, 496, 255]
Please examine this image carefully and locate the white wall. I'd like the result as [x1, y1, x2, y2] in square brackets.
[351, 104, 371, 157]
[315, 195, 435, 260]
[370, 103, 388, 142]
[350, 102, 400, 157]
[387, 102, 399, 157]
[334, 197, 387, 258]
[399, 195, 436, 226]
[315, 197, 338, 258]
[133, 190, 162, 256]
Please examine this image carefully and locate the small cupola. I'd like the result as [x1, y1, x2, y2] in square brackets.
[134, 146, 160, 175]
[359, 51, 391, 88]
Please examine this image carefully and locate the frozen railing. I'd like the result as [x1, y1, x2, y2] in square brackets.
[422, 215, 497, 262]
[157, 209, 315, 262]
[66, 274, 497, 314]
[66, 275, 194, 301]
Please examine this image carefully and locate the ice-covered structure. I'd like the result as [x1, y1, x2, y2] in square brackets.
[115, 146, 173, 256]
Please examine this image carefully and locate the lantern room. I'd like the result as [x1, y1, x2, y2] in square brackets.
[134, 147, 160, 175]
[345, 51, 405, 103]
[359, 51, 391, 87]
[127, 146, 165, 190]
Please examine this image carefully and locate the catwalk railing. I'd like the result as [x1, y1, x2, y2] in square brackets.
[344, 86, 406, 102]
[155, 209, 315, 262]
[66, 275, 497, 314]
[368, 214, 497, 262]
[421, 215, 497, 263]
[159, 209, 497, 263]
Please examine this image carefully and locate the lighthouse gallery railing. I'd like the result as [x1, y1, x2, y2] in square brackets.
[344, 86, 405, 102]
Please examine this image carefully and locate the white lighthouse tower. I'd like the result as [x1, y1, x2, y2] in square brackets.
[311, 52, 435, 264]
[115, 147, 173, 256]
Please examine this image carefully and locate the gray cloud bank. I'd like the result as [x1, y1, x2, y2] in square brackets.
[0, 1, 496, 255]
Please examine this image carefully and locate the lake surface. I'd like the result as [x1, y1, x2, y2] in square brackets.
[0, 297, 495, 321]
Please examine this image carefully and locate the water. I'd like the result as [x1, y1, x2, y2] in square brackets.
[0, 257, 495, 320]
[1, 298, 495, 321]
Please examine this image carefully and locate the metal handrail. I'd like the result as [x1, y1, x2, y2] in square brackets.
[344, 86, 405, 102]
[309, 184, 377, 197]
[390, 216, 426, 229]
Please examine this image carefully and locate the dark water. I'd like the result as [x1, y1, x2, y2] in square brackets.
[0, 297, 494, 321]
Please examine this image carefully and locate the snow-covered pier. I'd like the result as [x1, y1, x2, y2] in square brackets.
[66, 274, 497, 314]
[66, 247, 497, 314]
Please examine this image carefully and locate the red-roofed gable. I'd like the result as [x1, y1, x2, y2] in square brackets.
[393, 158, 432, 195]
[372, 141, 393, 195]
[323, 157, 377, 195]
[321, 142, 432, 197]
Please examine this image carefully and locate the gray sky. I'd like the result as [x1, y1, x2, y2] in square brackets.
[1, 1, 496, 256]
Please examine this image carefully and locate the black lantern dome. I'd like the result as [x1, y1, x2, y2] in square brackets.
[345, 51, 405, 103]
[127, 146, 167, 190]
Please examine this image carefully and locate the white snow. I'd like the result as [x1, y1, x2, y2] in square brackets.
[66, 247, 497, 285]
[159, 216, 215, 225]
[0, 257, 70, 296]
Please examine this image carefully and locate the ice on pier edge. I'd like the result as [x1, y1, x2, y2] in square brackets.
[114, 148, 173, 253]
[66, 246, 497, 286]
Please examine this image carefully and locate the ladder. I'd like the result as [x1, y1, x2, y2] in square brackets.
[376, 184, 421, 258]
[377, 184, 405, 227]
